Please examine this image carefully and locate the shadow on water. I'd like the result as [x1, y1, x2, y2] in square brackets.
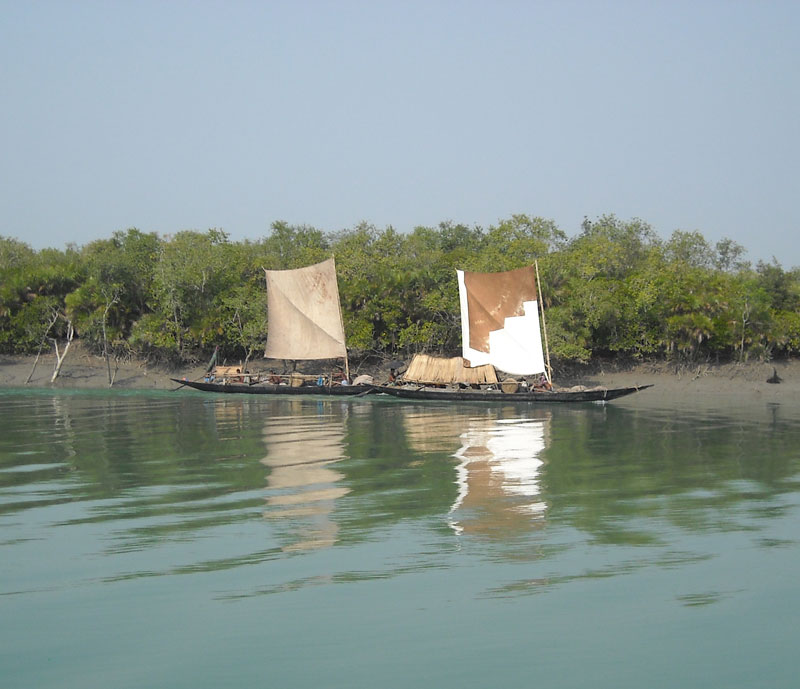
[1, 389, 799, 598]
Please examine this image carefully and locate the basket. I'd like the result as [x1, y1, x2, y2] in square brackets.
[501, 379, 519, 394]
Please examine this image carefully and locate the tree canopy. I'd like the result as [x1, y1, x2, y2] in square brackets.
[2, 215, 798, 366]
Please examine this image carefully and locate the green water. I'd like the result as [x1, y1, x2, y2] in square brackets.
[1, 388, 799, 688]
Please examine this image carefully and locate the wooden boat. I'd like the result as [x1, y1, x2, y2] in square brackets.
[370, 263, 652, 404]
[173, 258, 370, 396]
[368, 382, 652, 403]
[171, 377, 372, 396]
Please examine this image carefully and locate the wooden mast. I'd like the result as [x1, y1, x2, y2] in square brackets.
[534, 260, 553, 385]
[332, 256, 351, 382]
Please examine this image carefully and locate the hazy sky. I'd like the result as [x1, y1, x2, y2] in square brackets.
[2, 1, 798, 266]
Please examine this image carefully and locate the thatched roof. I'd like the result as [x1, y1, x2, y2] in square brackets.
[402, 354, 498, 385]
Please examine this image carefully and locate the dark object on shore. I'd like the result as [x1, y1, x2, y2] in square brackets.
[767, 367, 782, 384]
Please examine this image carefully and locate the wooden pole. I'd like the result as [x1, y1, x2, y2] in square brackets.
[331, 256, 351, 382]
[535, 260, 553, 385]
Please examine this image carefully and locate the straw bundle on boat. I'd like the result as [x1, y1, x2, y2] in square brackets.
[402, 354, 498, 385]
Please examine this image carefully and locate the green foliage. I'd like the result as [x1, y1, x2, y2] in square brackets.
[543, 305, 592, 363]
[63, 228, 160, 355]
[0, 238, 83, 353]
[714, 238, 749, 273]
[756, 260, 800, 312]
[770, 311, 800, 353]
[260, 221, 330, 269]
[574, 214, 660, 278]
[664, 230, 714, 268]
[0, 236, 36, 271]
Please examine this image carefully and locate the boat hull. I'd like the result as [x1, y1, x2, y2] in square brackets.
[171, 379, 372, 396]
[368, 383, 653, 403]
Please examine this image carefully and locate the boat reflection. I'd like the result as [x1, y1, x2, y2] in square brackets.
[400, 407, 475, 454]
[448, 412, 551, 537]
[261, 407, 349, 552]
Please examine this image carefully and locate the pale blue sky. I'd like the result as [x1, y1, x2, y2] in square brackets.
[2, 1, 798, 266]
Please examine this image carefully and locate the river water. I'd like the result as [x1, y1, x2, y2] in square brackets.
[1, 388, 798, 688]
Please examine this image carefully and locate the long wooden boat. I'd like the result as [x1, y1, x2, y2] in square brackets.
[173, 258, 366, 397]
[380, 263, 653, 405]
[171, 378, 372, 396]
[368, 383, 653, 403]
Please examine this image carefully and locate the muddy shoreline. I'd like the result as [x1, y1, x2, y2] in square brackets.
[2, 344, 799, 409]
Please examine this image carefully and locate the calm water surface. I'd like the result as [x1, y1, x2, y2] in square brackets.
[1, 388, 799, 688]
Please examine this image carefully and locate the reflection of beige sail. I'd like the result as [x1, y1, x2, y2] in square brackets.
[261, 412, 348, 551]
[264, 258, 347, 361]
[449, 414, 551, 537]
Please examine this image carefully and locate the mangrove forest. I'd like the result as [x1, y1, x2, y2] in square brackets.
[2, 214, 799, 368]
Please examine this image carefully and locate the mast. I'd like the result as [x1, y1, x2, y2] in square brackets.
[535, 260, 553, 385]
[332, 256, 351, 381]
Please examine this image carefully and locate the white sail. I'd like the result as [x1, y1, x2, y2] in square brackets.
[457, 265, 546, 376]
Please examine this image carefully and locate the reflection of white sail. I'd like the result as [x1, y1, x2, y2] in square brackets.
[261, 411, 348, 551]
[450, 415, 550, 536]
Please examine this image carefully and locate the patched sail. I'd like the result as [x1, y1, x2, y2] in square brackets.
[457, 265, 546, 376]
[264, 258, 347, 360]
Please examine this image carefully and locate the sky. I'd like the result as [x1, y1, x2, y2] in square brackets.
[2, 0, 799, 267]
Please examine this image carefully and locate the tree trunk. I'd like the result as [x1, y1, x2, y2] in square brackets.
[101, 295, 118, 386]
[50, 320, 74, 383]
[26, 311, 59, 384]
[102, 318, 112, 385]
[110, 356, 120, 386]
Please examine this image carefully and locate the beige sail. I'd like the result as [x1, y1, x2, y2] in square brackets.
[457, 265, 546, 376]
[264, 258, 347, 361]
